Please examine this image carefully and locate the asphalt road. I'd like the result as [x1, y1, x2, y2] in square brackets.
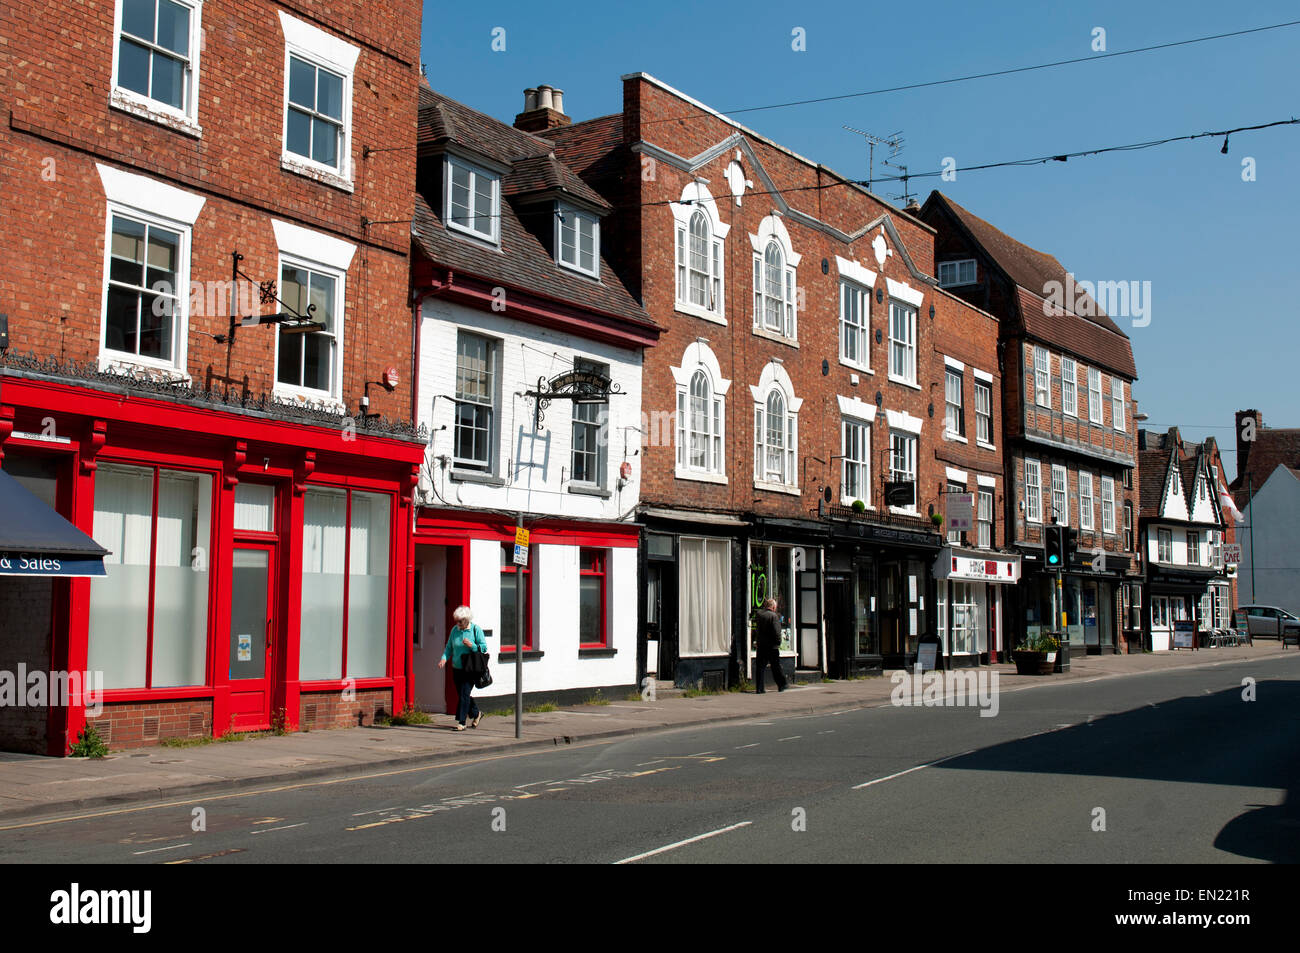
[2, 654, 1296, 864]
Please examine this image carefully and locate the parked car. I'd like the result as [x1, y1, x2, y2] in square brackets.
[1240, 605, 1300, 642]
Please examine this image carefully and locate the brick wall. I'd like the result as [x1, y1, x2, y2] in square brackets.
[616, 76, 944, 520]
[88, 699, 213, 750]
[0, 0, 421, 423]
[299, 688, 393, 730]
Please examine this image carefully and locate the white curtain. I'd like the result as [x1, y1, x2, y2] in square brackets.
[88, 465, 153, 688]
[346, 492, 390, 678]
[300, 488, 347, 679]
[679, 537, 730, 657]
[150, 470, 210, 687]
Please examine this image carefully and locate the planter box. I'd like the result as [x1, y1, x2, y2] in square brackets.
[1012, 650, 1046, 676]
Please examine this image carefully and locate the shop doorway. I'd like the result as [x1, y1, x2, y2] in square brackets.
[412, 543, 465, 714]
[825, 575, 851, 677]
[879, 563, 903, 660]
[227, 544, 276, 731]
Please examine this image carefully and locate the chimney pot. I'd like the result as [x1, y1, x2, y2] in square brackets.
[551, 88, 564, 114]
[537, 85, 554, 110]
[523, 87, 538, 111]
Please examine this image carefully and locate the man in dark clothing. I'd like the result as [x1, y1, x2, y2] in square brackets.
[755, 598, 788, 693]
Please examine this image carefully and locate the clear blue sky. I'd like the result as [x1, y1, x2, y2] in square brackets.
[420, 0, 1300, 479]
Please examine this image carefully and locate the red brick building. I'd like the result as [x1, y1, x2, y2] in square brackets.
[546, 74, 1018, 682]
[0, 0, 425, 752]
[921, 192, 1142, 655]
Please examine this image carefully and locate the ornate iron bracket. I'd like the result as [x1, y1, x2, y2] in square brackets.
[215, 251, 322, 344]
[522, 370, 623, 432]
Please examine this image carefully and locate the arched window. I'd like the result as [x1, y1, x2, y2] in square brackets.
[673, 342, 728, 478]
[751, 217, 799, 339]
[755, 388, 795, 486]
[673, 185, 726, 318]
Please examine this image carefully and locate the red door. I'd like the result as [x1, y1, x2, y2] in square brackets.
[228, 543, 276, 731]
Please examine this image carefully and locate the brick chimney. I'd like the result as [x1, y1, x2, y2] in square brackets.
[514, 84, 570, 132]
[1235, 408, 1261, 485]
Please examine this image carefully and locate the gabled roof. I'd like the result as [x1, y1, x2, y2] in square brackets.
[1231, 417, 1300, 508]
[412, 81, 654, 333]
[922, 191, 1137, 380]
[418, 82, 606, 210]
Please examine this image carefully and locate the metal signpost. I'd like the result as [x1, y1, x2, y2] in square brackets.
[514, 517, 528, 739]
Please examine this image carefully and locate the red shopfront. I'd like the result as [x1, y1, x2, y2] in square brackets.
[0, 371, 424, 754]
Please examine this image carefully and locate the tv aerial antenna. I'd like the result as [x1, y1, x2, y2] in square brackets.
[842, 125, 905, 194]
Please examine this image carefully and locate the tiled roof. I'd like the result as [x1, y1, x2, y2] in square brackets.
[412, 81, 653, 331]
[502, 153, 611, 211]
[541, 115, 626, 177]
[1138, 446, 1171, 517]
[931, 192, 1125, 335]
[411, 193, 655, 330]
[1017, 287, 1138, 379]
[1231, 424, 1300, 507]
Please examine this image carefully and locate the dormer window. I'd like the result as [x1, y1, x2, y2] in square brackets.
[556, 204, 599, 277]
[445, 156, 499, 244]
[937, 259, 976, 287]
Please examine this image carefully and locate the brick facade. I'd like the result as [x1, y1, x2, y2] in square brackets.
[89, 699, 212, 749]
[299, 688, 392, 730]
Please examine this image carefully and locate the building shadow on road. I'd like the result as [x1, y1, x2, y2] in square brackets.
[934, 679, 1300, 862]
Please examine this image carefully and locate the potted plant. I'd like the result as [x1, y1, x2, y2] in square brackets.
[1012, 632, 1059, 675]
[930, 513, 944, 531]
[851, 499, 866, 514]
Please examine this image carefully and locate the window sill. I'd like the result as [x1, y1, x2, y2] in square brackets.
[110, 90, 202, 138]
[98, 353, 192, 386]
[281, 154, 355, 193]
[751, 326, 799, 348]
[497, 649, 544, 662]
[578, 647, 618, 659]
[754, 479, 801, 496]
[839, 358, 873, 374]
[976, 441, 996, 452]
[887, 374, 921, 391]
[841, 498, 875, 510]
[557, 259, 601, 281]
[889, 505, 920, 517]
[675, 469, 727, 485]
[568, 483, 611, 499]
[445, 219, 502, 249]
[944, 431, 968, 444]
[674, 302, 727, 325]
[450, 469, 506, 487]
[272, 386, 346, 417]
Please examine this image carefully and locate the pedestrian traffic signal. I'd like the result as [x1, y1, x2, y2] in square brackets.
[1064, 527, 1078, 567]
[1045, 525, 1064, 568]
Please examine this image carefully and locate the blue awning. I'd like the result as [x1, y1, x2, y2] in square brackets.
[0, 468, 108, 577]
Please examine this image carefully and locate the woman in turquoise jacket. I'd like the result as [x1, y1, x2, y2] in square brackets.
[439, 605, 489, 729]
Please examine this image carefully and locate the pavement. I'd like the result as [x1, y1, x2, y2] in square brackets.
[0, 641, 1293, 824]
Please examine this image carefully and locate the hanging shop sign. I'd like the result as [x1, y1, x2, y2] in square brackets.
[523, 369, 623, 431]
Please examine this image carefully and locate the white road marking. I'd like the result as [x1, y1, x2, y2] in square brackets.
[777, 736, 802, 742]
[687, 750, 715, 757]
[250, 823, 306, 835]
[614, 821, 753, 864]
[817, 730, 835, 734]
[513, 780, 557, 788]
[734, 743, 760, 749]
[131, 842, 191, 855]
[556, 710, 612, 716]
[635, 760, 665, 767]
[853, 751, 975, 790]
[351, 807, 399, 816]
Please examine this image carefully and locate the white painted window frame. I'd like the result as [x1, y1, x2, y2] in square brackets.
[1025, 457, 1042, 524]
[444, 154, 501, 245]
[278, 11, 359, 191]
[110, 0, 204, 136]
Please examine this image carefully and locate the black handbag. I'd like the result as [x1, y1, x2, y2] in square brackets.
[461, 649, 487, 677]
[475, 661, 493, 690]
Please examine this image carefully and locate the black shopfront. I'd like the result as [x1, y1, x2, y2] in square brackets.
[823, 509, 942, 675]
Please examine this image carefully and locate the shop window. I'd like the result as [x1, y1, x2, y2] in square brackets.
[579, 548, 607, 648]
[300, 488, 391, 680]
[854, 564, 877, 655]
[500, 542, 535, 651]
[234, 483, 276, 533]
[750, 543, 795, 654]
[88, 463, 212, 689]
[679, 537, 730, 656]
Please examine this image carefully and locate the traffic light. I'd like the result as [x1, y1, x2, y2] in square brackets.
[1064, 527, 1079, 568]
[1045, 525, 1064, 569]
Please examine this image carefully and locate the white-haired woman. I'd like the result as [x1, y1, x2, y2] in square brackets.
[438, 606, 488, 729]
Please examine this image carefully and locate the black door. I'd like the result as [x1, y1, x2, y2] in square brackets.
[825, 575, 851, 678]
